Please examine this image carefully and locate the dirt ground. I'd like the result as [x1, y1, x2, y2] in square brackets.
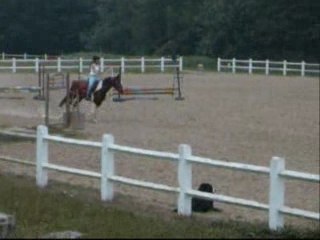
[0, 71, 319, 229]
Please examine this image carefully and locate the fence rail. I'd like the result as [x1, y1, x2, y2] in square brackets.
[0, 125, 319, 231]
[217, 58, 319, 77]
[0, 53, 182, 73]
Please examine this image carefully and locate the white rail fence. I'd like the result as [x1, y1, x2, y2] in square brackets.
[1, 52, 53, 60]
[217, 58, 319, 77]
[0, 54, 182, 74]
[0, 125, 319, 231]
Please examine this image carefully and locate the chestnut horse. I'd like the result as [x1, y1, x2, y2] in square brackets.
[59, 73, 123, 108]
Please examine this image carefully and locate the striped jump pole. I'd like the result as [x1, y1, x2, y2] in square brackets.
[0, 86, 41, 93]
[112, 87, 176, 102]
[122, 87, 175, 95]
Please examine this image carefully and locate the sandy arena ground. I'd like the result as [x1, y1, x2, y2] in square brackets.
[0, 71, 319, 228]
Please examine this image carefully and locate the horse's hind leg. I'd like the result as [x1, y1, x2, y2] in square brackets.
[72, 94, 83, 108]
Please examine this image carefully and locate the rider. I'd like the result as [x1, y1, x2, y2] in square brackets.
[86, 56, 101, 101]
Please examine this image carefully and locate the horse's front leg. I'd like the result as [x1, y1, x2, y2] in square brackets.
[90, 103, 98, 123]
[59, 96, 67, 107]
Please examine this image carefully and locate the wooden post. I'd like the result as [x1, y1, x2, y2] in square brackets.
[12, 58, 16, 73]
[175, 66, 184, 101]
[217, 57, 221, 72]
[161, 57, 164, 72]
[36, 125, 48, 187]
[232, 58, 236, 73]
[301, 61, 305, 77]
[38, 62, 41, 94]
[79, 57, 83, 73]
[65, 73, 71, 127]
[121, 57, 125, 73]
[35, 58, 39, 73]
[265, 59, 269, 75]
[283, 60, 287, 76]
[101, 134, 115, 201]
[249, 58, 253, 74]
[269, 156, 285, 230]
[141, 57, 145, 73]
[57, 57, 61, 72]
[45, 73, 50, 127]
[177, 144, 192, 216]
[179, 56, 183, 71]
[100, 57, 104, 73]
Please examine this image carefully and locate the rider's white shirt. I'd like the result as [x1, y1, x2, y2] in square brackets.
[89, 63, 100, 76]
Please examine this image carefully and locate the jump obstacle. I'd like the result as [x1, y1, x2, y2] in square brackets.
[33, 62, 66, 100]
[112, 66, 184, 102]
[0, 63, 47, 96]
[0, 63, 82, 129]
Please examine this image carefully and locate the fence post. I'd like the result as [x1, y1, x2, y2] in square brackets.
[179, 56, 183, 71]
[100, 57, 104, 73]
[283, 60, 287, 76]
[265, 59, 269, 75]
[24, 53, 27, 60]
[35, 58, 39, 73]
[232, 58, 236, 73]
[36, 125, 49, 188]
[160, 57, 164, 72]
[1, 52, 4, 60]
[249, 58, 253, 74]
[177, 144, 192, 216]
[141, 57, 145, 73]
[57, 57, 61, 72]
[121, 57, 125, 73]
[301, 61, 305, 77]
[44, 54, 48, 60]
[217, 57, 221, 72]
[269, 156, 285, 230]
[12, 58, 16, 73]
[101, 134, 115, 201]
[79, 57, 83, 73]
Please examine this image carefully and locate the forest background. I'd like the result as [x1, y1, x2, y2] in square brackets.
[0, 0, 319, 62]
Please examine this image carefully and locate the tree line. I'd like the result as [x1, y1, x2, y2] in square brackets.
[0, 0, 319, 61]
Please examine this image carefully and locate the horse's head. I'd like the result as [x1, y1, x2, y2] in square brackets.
[110, 72, 124, 94]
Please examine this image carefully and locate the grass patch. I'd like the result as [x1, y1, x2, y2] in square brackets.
[0, 135, 33, 144]
[0, 124, 87, 147]
[0, 173, 318, 238]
